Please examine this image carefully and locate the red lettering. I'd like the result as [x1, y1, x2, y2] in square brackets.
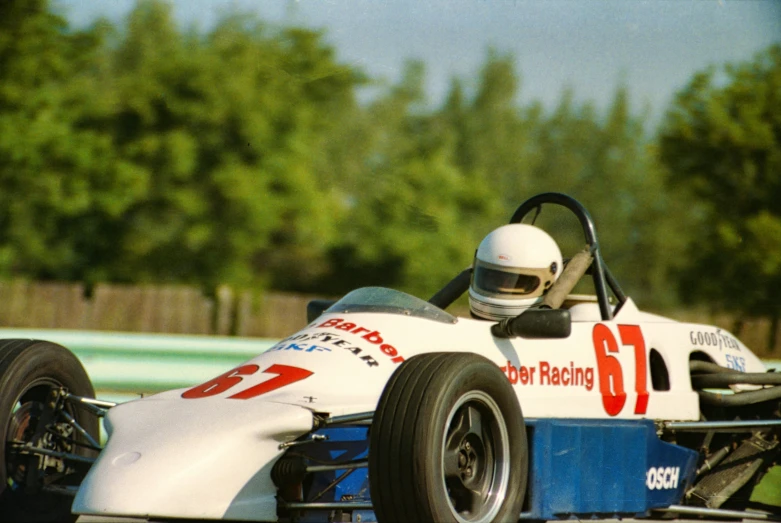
[539, 361, 550, 385]
[508, 363, 518, 384]
[229, 364, 313, 400]
[380, 344, 398, 357]
[519, 366, 530, 385]
[362, 331, 384, 344]
[313, 321, 407, 363]
[619, 324, 650, 415]
[182, 364, 312, 400]
[591, 324, 650, 416]
[318, 318, 342, 328]
[182, 365, 259, 399]
[593, 324, 627, 416]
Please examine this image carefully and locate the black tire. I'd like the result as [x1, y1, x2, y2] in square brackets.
[0, 339, 98, 523]
[369, 352, 527, 523]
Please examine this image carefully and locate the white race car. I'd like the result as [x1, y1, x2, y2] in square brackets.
[1, 193, 779, 522]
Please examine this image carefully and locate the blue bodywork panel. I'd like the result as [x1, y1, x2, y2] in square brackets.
[301, 426, 371, 505]
[292, 419, 698, 522]
[523, 419, 698, 519]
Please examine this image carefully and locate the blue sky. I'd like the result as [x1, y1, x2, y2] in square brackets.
[57, 0, 781, 121]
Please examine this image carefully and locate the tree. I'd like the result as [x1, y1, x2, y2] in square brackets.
[658, 44, 781, 351]
[577, 86, 691, 311]
[444, 51, 536, 214]
[0, 0, 366, 292]
[519, 85, 688, 310]
[0, 0, 697, 315]
[0, 0, 141, 281]
[317, 61, 502, 298]
[103, 3, 291, 288]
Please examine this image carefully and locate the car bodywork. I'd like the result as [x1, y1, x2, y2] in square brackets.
[4, 193, 781, 522]
[71, 288, 771, 521]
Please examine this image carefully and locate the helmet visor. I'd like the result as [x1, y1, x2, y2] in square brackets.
[472, 261, 550, 299]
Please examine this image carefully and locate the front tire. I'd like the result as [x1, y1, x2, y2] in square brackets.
[0, 339, 98, 523]
[369, 352, 527, 523]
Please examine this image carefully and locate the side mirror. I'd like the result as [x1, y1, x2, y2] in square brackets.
[491, 308, 572, 339]
[307, 299, 337, 323]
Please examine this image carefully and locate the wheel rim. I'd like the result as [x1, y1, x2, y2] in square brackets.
[5, 378, 77, 500]
[440, 390, 510, 523]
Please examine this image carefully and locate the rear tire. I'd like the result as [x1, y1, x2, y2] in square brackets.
[0, 339, 98, 523]
[369, 352, 527, 523]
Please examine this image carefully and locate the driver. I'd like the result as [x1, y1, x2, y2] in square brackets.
[469, 223, 562, 320]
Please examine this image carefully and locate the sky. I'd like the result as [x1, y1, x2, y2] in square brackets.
[57, 0, 781, 123]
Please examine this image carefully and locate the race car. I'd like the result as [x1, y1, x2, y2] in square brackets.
[1, 192, 780, 523]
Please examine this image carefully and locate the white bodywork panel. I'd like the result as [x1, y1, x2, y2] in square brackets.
[73, 400, 313, 520]
[74, 296, 766, 521]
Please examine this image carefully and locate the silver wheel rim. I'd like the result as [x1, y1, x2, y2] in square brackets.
[440, 390, 511, 523]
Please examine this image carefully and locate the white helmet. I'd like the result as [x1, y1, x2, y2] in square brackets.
[469, 223, 563, 321]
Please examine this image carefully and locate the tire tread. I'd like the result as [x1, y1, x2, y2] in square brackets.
[370, 352, 527, 523]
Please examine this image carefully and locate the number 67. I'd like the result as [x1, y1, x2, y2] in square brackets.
[592, 324, 649, 416]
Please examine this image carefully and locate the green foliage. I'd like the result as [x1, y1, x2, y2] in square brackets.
[316, 61, 501, 298]
[0, 0, 140, 280]
[502, 85, 691, 310]
[3, 0, 754, 320]
[0, 0, 361, 291]
[453, 51, 534, 209]
[659, 45, 781, 321]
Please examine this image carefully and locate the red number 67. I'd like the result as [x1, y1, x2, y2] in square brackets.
[182, 364, 313, 400]
[592, 324, 649, 416]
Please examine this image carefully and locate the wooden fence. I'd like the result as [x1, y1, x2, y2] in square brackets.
[0, 280, 313, 338]
[0, 280, 779, 356]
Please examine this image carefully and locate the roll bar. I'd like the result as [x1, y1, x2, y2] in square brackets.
[509, 192, 626, 321]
